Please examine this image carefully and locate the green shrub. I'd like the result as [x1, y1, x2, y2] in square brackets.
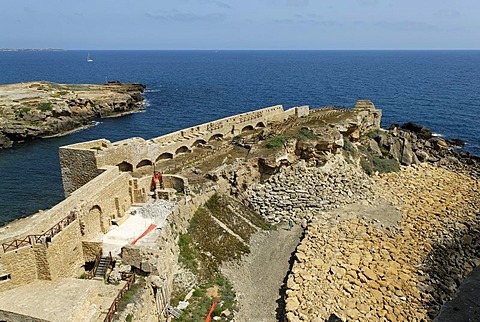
[372, 157, 400, 173]
[343, 138, 356, 154]
[266, 136, 287, 149]
[360, 157, 373, 175]
[38, 102, 52, 112]
[296, 127, 317, 140]
[366, 129, 382, 139]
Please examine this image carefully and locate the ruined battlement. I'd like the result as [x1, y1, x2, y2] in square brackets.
[59, 104, 309, 195]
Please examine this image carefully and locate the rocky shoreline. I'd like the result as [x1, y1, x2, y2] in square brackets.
[0, 81, 145, 148]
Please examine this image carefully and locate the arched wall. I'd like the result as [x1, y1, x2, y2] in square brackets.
[117, 161, 133, 172]
[136, 160, 152, 168]
[80, 205, 103, 238]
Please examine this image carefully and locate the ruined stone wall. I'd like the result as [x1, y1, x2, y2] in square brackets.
[284, 105, 310, 119]
[0, 166, 132, 291]
[60, 104, 296, 194]
[79, 170, 133, 233]
[0, 104, 306, 294]
[45, 220, 84, 280]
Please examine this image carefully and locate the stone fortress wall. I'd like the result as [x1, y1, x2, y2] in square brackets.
[0, 104, 308, 293]
[60, 104, 308, 195]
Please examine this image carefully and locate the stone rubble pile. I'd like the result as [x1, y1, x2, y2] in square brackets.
[244, 156, 375, 223]
[285, 164, 480, 321]
[132, 200, 174, 225]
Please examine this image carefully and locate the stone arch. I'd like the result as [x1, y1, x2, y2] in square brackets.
[241, 125, 254, 132]
[136, 159, 152, 169]
[256, 122, 266, 128]
[175, 146, 191, 154]
[88, 205, 104, 234]
[208, 133, 223, 141]
[156, 152, 174, 161]
[192, 139, 207, 148]
[117, 161, 133, 172]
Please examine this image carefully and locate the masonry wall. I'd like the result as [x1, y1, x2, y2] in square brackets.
[82, 241, 103, 262]
[0, 246, 39, 292]
[45, 221, 84, 280]
[60, 146, 105, 197]
[0, 309, 49, 322]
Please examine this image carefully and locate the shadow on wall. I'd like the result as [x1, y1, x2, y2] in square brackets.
[421, 219, 480, 319]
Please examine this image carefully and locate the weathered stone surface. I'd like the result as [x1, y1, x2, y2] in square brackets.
[284, 164, 480, 322]
[0, 81, 145, 148]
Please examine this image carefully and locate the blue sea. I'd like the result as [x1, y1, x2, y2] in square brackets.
[0, 50, 479, 226]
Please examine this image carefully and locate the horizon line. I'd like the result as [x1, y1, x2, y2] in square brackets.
[2, 48, 480, 51]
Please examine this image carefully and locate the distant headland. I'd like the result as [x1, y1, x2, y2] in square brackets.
[0, 48, 64, 52]
[0, 81, 146, 148]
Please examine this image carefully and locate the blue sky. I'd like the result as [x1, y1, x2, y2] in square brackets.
[1, 0, 478, 49]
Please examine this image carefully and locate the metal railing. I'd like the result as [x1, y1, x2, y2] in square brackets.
[2, 212, 77, 253]
[104, 273, 135, 322]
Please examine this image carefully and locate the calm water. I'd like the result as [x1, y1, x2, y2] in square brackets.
[0, 50, 479, 225]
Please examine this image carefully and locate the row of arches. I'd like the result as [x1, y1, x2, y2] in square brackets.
[115, 122, 266, 172]
[116, 145, 194, 172]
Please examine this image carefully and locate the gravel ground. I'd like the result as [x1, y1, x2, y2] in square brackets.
[222, 223, 303, 322]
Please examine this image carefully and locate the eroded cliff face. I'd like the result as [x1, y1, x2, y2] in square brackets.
[0, 81, 145, 148]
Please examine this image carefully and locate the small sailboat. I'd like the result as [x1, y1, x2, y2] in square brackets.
[87, 53, 93, 63]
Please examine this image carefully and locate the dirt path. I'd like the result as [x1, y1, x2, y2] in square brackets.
[222, 223, 303, 322]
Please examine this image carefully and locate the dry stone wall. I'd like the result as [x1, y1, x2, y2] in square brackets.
[244, 156, 375, 223]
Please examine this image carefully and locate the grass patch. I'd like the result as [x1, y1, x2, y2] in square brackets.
[205, 195, 257, 242]
[178, 233, 199, 274]
[117, 275, 146, 313]
[174, 194, 271, 320]
[188, 206, 249, 279]
[177, 274, 236, 322]
[37, 102, 52, 112]
[266, 135, 288, 149]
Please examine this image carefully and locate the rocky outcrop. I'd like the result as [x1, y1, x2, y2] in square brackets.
[0, 81, 145, 148]
[366, 125, 479, 179]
